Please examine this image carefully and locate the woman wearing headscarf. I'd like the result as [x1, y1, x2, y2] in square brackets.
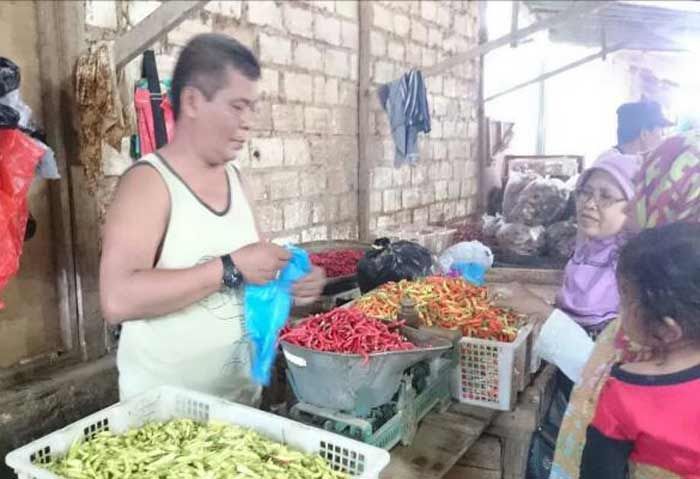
[494, 128, 700, 478]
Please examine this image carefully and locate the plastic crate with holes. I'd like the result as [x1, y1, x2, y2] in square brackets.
[5, 386, 390, 479]
[450, 324, 532, 411]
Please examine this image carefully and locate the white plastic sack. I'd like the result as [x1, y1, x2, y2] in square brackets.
[438, 240, 494, 273]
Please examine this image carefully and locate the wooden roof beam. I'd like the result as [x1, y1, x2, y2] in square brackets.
[484, 42, 626, 103]
[114, 0, 208, 70]
[422, 1, 617, 78]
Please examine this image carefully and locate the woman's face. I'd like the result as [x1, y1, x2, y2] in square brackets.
[576, 170, 628, 239]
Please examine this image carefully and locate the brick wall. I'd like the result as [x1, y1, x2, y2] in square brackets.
[84, 0, 480, 242]
[367, 1, 480, 232]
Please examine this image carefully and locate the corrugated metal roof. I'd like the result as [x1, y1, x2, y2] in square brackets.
[524, 1, 700, 51]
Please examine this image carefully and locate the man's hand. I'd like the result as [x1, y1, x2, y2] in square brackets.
[231, 242, 291, 285]
[292, 266, 326, 306]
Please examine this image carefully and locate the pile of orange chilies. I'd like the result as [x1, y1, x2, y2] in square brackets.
[354, 276, 521, 342]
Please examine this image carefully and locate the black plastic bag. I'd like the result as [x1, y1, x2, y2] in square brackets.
[0, 57, 20, 97]
[357, 238, 435, 293]
[0, 104, 19, 129]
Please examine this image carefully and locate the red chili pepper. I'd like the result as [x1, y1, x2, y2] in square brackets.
[280, 308, 415, 358]
[309, 249, 365, 278]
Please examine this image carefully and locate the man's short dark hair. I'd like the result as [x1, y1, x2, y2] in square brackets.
[171, 33, 261, 119]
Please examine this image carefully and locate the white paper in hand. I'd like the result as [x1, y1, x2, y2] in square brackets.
[534, 309, 594, 384]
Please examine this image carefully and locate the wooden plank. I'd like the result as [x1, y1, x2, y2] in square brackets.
[484, 43, 626, 103]
[357, 1, 372, 241]
[114, 0, 208, 70]
[421, 1, 615, 78]
[381, 405, 496, 479]
[476, 0, 488, 215]
[34, 0, 82, 358]
[445, 465, 500, 479]
[486, 267, 564, 286]
[457, 434, 502, 470]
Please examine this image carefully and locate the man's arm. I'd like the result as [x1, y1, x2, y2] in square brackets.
[100, 165, 293, 325]
[99, 165, 224, 324]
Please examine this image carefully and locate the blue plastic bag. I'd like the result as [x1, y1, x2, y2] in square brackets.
[451, 261, 487, 286]
[244, 245, 311, 386]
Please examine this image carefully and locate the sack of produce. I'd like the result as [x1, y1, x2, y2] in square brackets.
[481, 214, 504, 239]
[495, 222, 546, 257]
[545, 220, 578, 260]
[506, 177, 571, 226]
[357, 238, 436, 293]
[502, 172, 536, 219]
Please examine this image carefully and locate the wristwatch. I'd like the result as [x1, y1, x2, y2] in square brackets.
[221, 255, 244, 289]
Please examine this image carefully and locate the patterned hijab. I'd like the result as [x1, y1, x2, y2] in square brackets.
[629, 129, 700, 230]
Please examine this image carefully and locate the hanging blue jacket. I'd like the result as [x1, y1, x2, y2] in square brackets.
[378, 69, 431, 167]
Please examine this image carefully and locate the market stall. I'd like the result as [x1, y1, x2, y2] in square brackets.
[7, 0, 699, 478]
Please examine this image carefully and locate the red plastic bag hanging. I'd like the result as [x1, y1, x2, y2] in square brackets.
[134, 87, 174, 156]
[0, 129, 42, 309]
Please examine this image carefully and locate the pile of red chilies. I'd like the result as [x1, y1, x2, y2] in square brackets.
[280, 308, 415, 362]
[309, 249, 365, 278]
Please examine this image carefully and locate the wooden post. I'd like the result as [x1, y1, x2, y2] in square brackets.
[476, 0, 488, 215]
[510, 1, 520, 48]
[357, 1, 372, 241]
[35, 1, 80, 357]
[35, 0, 107, 362]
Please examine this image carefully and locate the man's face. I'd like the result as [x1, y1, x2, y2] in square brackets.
[639, 126, 665, 153]
[188, 67, 258, 165]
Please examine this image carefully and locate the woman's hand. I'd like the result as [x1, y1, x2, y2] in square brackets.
[490, 282, 554, 324]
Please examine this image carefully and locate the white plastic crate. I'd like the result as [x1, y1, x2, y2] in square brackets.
[5, 386, 390, 479]
[450, 325, 532, 411]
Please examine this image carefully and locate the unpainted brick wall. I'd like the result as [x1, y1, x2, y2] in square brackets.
[367, 0, 480, 231]
[84, 0, 480, 242]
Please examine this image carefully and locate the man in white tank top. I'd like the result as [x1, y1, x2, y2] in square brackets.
[99, 34, 326, 405]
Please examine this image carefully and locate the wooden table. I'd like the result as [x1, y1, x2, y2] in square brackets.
[380, 404, 496, 479]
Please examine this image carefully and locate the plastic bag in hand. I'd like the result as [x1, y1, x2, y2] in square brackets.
[244, 245, 311, 386]
[0, 129, 43, 308]
[357, 238, 436, 293]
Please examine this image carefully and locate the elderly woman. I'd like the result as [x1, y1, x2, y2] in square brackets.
[494, 128, 700, 478]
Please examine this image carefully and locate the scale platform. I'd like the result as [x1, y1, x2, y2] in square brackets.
[290, 353, 454, 450]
